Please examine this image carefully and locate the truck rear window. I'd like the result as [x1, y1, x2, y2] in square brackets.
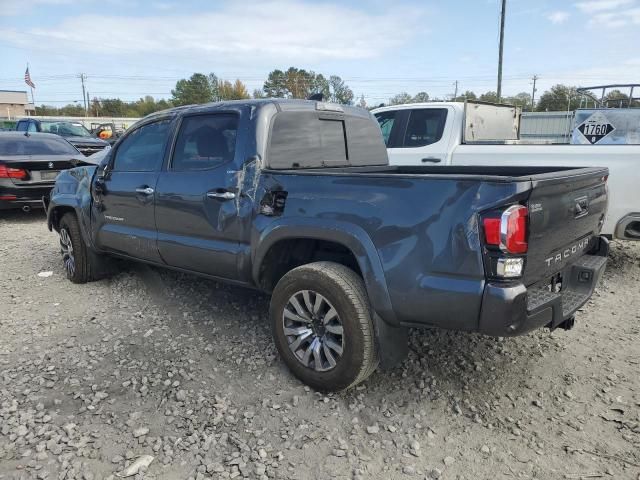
[268, 112, 347, 169]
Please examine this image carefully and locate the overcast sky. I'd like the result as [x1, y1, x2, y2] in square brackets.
[1, 0, 639, 106]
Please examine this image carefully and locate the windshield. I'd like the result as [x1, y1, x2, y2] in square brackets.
[0, 135, 80, 156]
[40, 121, 92, 138]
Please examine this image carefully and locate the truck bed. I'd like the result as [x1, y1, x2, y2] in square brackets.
[262, 164, 608, 333]
[267, 164, 605, 182]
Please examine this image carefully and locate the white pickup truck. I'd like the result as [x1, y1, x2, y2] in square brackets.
[372, 102, 640, 240]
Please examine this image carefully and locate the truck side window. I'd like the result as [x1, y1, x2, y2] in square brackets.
[404, 109, 447, 147]
[375, 112, 396, 147]
[112, 120, 170, 172]
[171, 114, 238, 171]
[269, 112, 347, 169]
[27, 122, 38, 133]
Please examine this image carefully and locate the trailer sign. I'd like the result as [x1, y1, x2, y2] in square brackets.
[577, 111, 615, 144]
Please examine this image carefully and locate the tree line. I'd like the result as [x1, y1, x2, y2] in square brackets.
[34, 69, 639, 117]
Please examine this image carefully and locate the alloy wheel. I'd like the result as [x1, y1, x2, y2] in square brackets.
[59, 228, 75, 277]
[282, 290, 345, 372]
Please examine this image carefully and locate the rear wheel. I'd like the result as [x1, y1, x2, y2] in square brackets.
[270, 262, 379, 391]
[58, 213, 95, 284]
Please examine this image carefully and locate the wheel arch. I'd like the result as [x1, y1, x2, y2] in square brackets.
[253, 218, 398, 326]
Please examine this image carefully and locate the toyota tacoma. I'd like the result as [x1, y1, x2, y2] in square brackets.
[45, 99, 609, 391]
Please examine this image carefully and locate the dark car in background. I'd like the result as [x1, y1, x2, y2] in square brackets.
[0, 132, 86, 211]
[16, 118, 109, 156]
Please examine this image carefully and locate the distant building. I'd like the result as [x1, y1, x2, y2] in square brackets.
[0, 90, 36, 119]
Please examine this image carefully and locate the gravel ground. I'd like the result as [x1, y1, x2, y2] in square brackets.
[1, 210, 639, 480]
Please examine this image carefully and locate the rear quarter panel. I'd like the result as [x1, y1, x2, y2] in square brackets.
[257, 171, 531, 331]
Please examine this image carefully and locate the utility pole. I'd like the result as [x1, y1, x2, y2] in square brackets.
[531, 74, 539, 111]
[86, 91, 90, 117]
[79, 73, 87, 116]
[497, 0, 507, 102]
[453, 80, 459, 100]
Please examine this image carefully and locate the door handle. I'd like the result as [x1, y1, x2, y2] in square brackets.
[135, 187, 154, 195]
[421, 157, 442, 163]
[207, 191, 236, 200]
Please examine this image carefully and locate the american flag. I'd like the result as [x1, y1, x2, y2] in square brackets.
[24, 67, 35, 89]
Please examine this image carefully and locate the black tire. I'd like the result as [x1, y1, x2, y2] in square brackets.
[58, 213, 95, 284]
[270, 261, 379, 392]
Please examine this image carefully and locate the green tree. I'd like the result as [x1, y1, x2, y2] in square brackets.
[503, 92, 532, 110]
[218, 79, 251, 100]
[328, 75, 354, 104]
[412, 91, 430, 103]
[99, 98, 128, 116]
[452, 90, 477, 102]
[262, 67, 343, 100]
[478, 91, 499, 103]
[536, 84, 580, 111]
[603, 89, 639, 107]
[388, 92, 413, 105]
[171, 73, 214, 106]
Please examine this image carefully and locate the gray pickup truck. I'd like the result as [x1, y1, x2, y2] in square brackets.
[45, 99, 609, 391]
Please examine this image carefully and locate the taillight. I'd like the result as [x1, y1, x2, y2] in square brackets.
[0, 164, 28, 180]
[482, 205, 528, 254]
[482, 218, 501, 246]
[502, 205, 528, 253]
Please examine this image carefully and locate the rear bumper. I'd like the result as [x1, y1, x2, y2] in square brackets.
[0, 184, 53, 210]
[478, 236, 608, 336]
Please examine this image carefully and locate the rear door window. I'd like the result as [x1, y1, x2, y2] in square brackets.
[16, 121, 28, 132]
[403, 109, 447, 147]
[375, 111, 397, 147]
[171, 114, 238, 170]
[268, 112, 347, 168]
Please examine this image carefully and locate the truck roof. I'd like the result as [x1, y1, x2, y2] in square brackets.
[372, 102, 468, 114]
[143, 99, 372, 122]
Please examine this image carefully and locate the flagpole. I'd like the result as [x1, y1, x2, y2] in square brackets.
[27, 62, 36, 115]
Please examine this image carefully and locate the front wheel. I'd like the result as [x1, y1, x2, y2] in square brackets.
[58, 213, 95, 284]
[270, 262, 379, 391]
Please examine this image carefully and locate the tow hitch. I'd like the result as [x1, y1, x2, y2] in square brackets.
[553, 316, 576, 331]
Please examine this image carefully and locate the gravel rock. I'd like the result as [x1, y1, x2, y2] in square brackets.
[0, 213, 636, 480]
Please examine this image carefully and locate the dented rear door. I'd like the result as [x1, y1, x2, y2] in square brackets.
[154, 112, 247, 279]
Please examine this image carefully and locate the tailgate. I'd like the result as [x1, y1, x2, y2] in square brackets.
[523, 167, 608, 286]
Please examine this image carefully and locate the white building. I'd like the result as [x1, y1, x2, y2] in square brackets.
[0, 90, 36, 119]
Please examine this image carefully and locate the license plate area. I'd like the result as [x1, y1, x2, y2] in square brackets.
[546, 272, 563, 293]
[40, 171, 60, 181]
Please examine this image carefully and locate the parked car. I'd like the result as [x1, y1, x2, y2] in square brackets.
[16, 118, 110, 157]
[0, 132, 86, 211]
[372, 102, 640, 241]
[45, 99, 609, 391]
